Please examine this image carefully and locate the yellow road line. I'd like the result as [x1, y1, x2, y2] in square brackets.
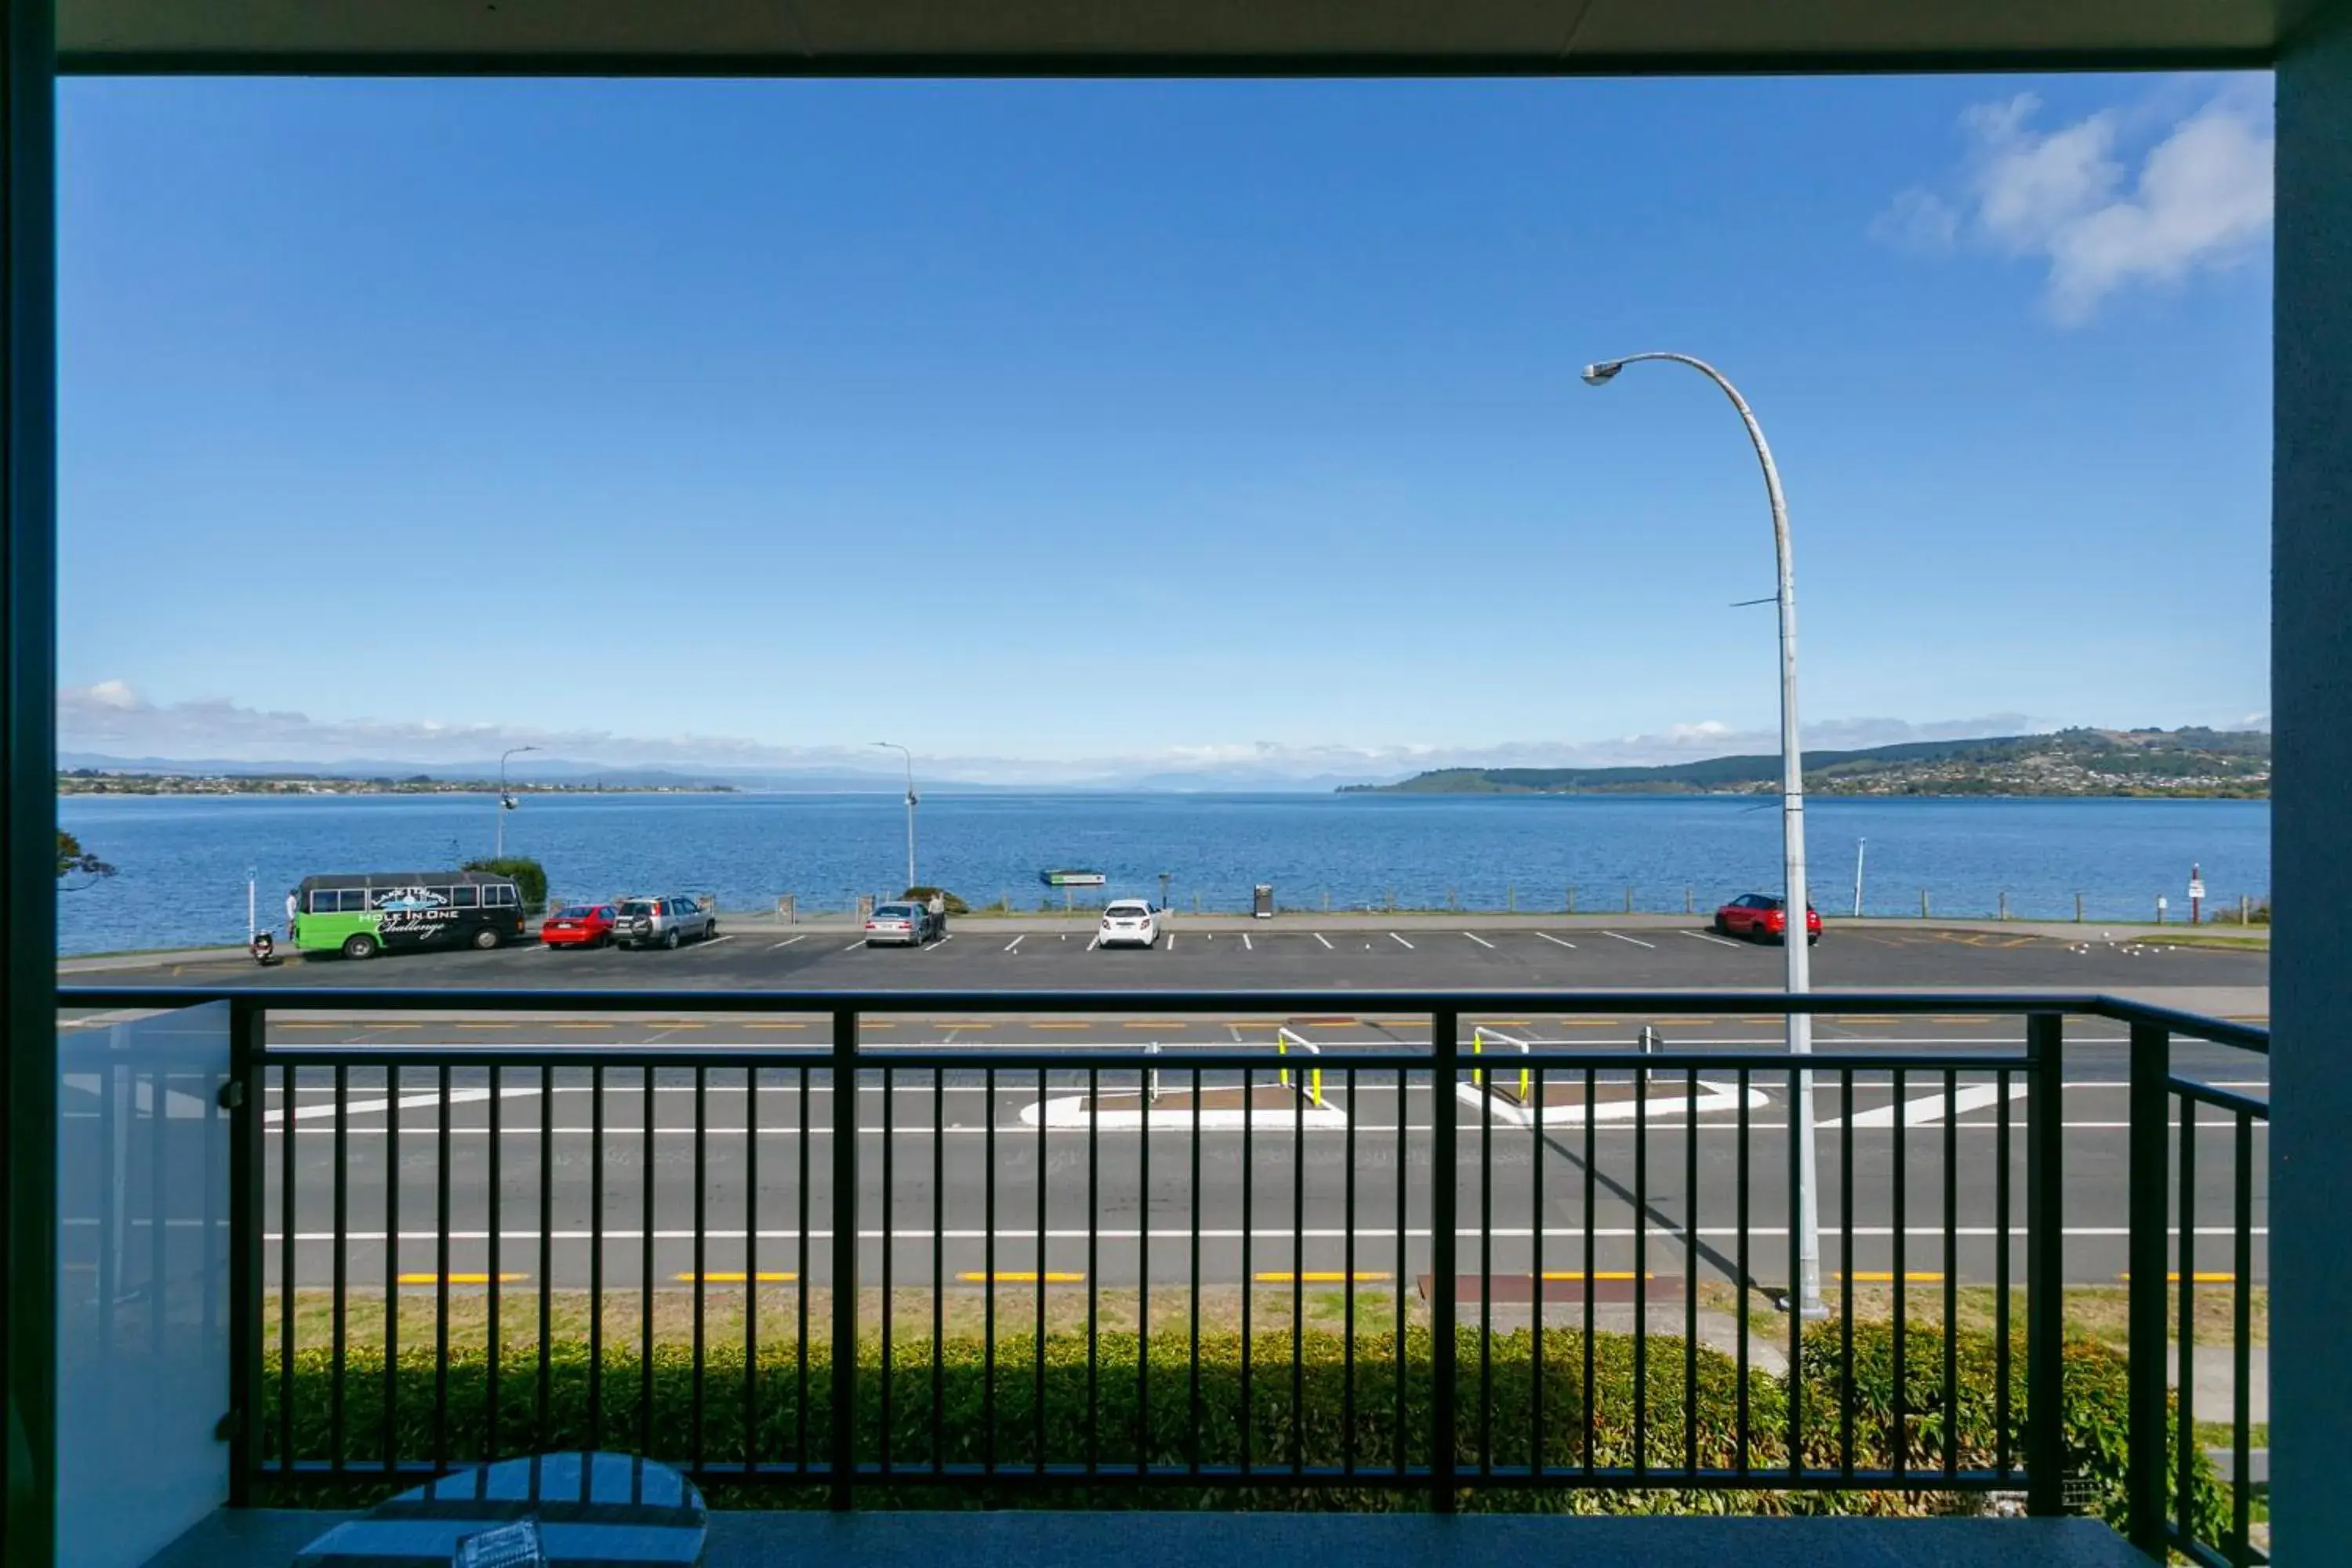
[1031, 1022, 1085, 1030]
[673, 1272, 797, 1284]
[2118, 1272, 2238, 1284]
[1253, 1272, 1392, 1284]
[278, 1022, 336, 1029]
[396, 1272, 528, 1286]
[1837, 1272, 1946, 1283]
[742, 1022, 805, 1030]
[551, 1022, 606, 1029]
[1539, 1271, 1650, 1282]
[956, 1272, 1085, 1284]
[1841, 1016, 1899, 1025]
[1122, 1021, 1188, 1029]
[1564, 1020, 1615, 1028]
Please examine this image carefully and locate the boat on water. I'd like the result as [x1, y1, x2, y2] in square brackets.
[1038, 869, 1107, 887]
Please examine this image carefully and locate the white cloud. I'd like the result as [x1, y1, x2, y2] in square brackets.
[56, 685, 2074, 787]
[1876, 83, 2272, 324]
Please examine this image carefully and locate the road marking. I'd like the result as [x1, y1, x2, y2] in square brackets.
[1086, 935, 1101, 951]
[1682, 930, 1742, 949]
[2118, 1272, 2239, 1284]
[1006, 935, 1025, 953]
[1464, 932, 1496, 949]
[956, 1272, 1084, 1284]
[1389, 933, 1415, 949]
[1536, 933, 1576, 949]
[395, 1272, 526, 1286]
[1837, 1272, 1945, 1283]
[673, 1271, 797, 1283]
[1827, 1080, 2030, 1129]
[1602, 931, 1657, 949]
[1540, 1271, 1648, 1282]
[841, 939, 867, 953]
[1254, 1272, 1390, 1283]
[1313, 933, 1334, 949]
[267, 1223, 2273, 1247]
[768, 935, 807, 950]
[702, 934, 735, 946]
[1243, 934, 1253, 951]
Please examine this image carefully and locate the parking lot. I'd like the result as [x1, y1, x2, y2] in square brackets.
[75, 916, 2271, 1000]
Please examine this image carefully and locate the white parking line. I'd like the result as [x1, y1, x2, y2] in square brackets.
[1682, 930, 1742, 949]
[1085, 935, 1100, 951]
[1314, 933, 1334, 950]
[1389, 932, 1415, 949]
[768, 935, 807, 950]
[702, 934, 735, 946]
[1463, 931, 1496, 949]
[841, 939, 867, 953]
[1005, 935, 1025, 953]
[1536, 932, 1576, 949]
[1602, 931, 1657, 949]
[1243, 933, 1253, 951]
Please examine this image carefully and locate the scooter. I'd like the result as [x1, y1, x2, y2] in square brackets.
[249, 931, 280, 967]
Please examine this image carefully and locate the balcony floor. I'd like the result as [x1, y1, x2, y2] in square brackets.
[143, 1507, 2152, 1568]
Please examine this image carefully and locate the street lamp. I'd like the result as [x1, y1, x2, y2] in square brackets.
[1583, 351, 1826, 1320]
[495, 745, 538, 858]
[874, 742, 917, 892]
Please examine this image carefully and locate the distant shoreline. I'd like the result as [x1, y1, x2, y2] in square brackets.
[57, 771, 737, 797]
[1339, 782, 2269, 800]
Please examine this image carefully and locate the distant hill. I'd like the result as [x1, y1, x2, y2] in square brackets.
[1343, 728, 2270, 798]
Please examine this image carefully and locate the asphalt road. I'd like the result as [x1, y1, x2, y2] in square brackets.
[61, 926, 2268, 1302]
[232, 1018, 2265, 1297]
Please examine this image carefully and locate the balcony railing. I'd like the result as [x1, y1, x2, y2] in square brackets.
[59, 986, 2268, 1565]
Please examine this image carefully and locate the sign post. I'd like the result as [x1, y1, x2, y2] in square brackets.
[2189, 863, 2206, 926]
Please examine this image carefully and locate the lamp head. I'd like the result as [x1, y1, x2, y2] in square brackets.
[1581, 361, 1624, 387]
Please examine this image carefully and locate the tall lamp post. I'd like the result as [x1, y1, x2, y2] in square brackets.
[874, 742, 917, 892]
[495, 745, 538, 858]
[1582, 351, 1825, 1319]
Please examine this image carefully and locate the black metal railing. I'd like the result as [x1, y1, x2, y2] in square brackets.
[57, 986, 2267, 1555]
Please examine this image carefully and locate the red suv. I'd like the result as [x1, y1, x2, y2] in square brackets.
[1713, 893, 1822, 945]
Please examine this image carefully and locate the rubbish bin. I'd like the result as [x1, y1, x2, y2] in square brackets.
[1252, 884, 1275, 920]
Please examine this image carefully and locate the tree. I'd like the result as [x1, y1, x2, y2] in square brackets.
[57, 829, 116, 886]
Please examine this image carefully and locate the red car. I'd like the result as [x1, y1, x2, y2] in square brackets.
[539, 903, 619, 949]
[1713, 893, 1822, 945]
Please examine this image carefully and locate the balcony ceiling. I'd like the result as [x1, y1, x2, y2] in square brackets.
[59, 0, 2312, 75]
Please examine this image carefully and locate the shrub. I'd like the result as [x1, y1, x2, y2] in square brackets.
[256, 1321, 2222, 1537]
[464, 855, 548, 912]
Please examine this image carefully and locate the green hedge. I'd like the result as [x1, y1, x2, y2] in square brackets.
[261, 1322, 2221, 1533]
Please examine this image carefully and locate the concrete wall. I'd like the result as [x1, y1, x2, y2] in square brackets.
[2270, 3, 2352, 1556]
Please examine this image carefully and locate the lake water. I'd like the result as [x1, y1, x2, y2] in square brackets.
[55, 791, 2270, 955]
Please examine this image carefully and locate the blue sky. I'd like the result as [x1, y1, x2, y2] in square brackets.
[57, 74, 2273, 784]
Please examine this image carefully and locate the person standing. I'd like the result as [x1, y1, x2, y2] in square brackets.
[926, 890, 946, 938]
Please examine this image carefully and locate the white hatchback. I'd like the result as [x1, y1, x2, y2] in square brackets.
[1098, 900, 1160, 949]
